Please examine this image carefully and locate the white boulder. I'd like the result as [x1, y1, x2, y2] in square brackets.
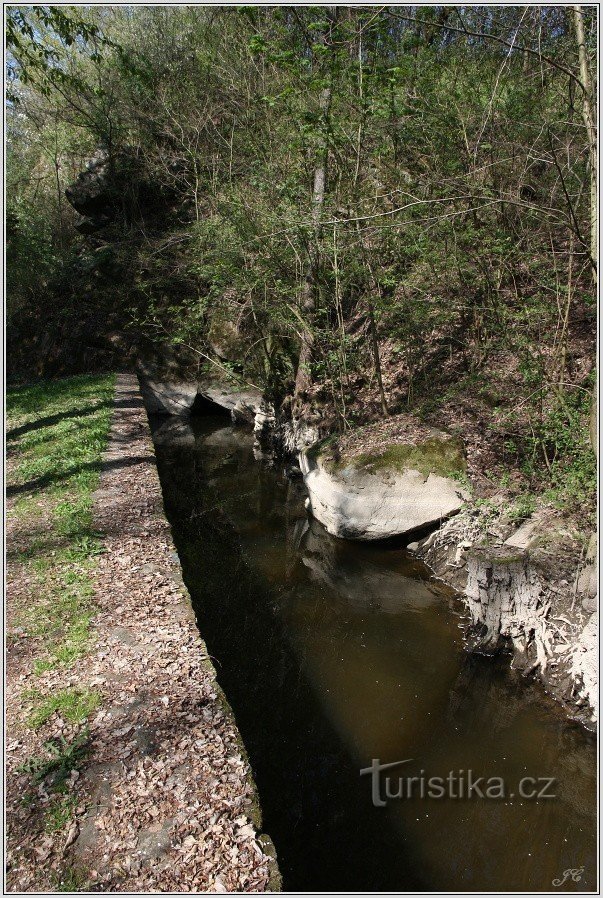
[299, 435, 469, 541]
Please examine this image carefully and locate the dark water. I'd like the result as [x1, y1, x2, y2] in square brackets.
[150, 413, 597, 893]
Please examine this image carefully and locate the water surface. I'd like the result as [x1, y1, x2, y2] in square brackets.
[150, 413, 597, 892]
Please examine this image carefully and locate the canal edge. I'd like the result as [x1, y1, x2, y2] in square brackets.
[89, 371, 281, 890]
[133, 372, 283, 891]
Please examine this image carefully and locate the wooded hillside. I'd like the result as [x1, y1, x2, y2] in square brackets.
[6, 5, 597, 521]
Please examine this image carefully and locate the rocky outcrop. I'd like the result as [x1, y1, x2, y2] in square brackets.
[74, 213, 113, 235]
[465, 547, 550, 665]
[252, 410, 320, 457]
[138, 374, 261, 419]
[137, 369, 324, 459]
[412, 505, 598, 728]
[199, 385, 262, 425]
[137, 372, 270, 440]
[65, 149, 121, 233]
[282, 419, 321, 454]
[577, 531, 597, 612]
[139, 378, 199, 416]
[65, 149, 115, 218]
[253, 403, 277, 449]
[65, 147, 147, 234]
[571, 612, 598, 722]
[299, 432, 469, 541]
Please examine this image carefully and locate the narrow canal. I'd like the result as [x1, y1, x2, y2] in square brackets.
[150, 411, 597, 893]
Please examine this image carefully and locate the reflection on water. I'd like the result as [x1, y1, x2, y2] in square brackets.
[150, 414, 597, 893]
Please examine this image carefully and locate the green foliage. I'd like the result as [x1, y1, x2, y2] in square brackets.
[5, 8, 596, 521]
[6, 195, 59, 321]
[506, 494, 537, 525]
[18, 728, 90, 787]
[8, 375, 114, 494]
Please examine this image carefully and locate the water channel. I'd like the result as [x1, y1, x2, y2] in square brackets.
[150, 410, 597, 892]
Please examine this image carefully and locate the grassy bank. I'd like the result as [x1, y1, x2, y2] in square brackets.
[6, 374, 114, 834]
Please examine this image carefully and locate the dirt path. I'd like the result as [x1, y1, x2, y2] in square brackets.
[6, 373, 279, 892]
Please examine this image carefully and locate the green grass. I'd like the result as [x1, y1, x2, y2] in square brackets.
[45, 794, 78, 832]
[26, 688, 101, 729]
[53, 865, 90, 892]
[7, 375, 114, 495]
[506, 493, 537, 525]
[7, 374, 114, 684]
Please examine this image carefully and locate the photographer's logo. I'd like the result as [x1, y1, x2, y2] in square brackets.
[552, 867, 585, 887]
[360, 758, 556, 807]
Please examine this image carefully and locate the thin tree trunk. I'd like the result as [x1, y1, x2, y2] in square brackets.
[590, 379, 597, 455]
[356, 222, 389, 417]
[367, 295, 389, 416]
[572, 6, 597, 456]
[294, 7, 336, 399]
[572, 5, 597, 283]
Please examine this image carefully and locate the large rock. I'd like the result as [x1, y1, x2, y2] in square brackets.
[74, 213, 112, 235]
[200, 385, 262, 425]
[65, 149, 118, 224]
[138, 373, 264, 427]
[139, 378, 198, 416]
[571, 612, 598, 724]
[504, 519, 541, 550]
[299, 430, 469, 540]
[65, 147, 145, 233]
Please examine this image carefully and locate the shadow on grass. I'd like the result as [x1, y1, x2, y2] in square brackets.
[6, 402, 115, 443]
[6, 455, 154, 499]
[6, 526, 101, 563]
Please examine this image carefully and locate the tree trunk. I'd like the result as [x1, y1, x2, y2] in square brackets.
[572, 7, 597, 457]
[294, 8, 336, 400]
[572, 5, 597, 283]
[367, 296, 389, 416]
[590, 379, 597, 455]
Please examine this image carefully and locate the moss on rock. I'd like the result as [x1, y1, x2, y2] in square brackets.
[323, 436, 466, 479]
